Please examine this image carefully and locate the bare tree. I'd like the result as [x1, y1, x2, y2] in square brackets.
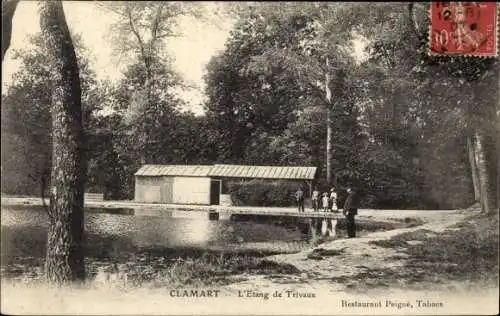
[97, 2, 201, 164]
[39, 0, 86, 283]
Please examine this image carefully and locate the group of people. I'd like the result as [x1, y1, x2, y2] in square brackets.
[295, 186, 359, 238]
[311, 188, 339, 212]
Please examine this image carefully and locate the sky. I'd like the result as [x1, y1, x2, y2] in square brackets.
[2, 1, 234, 115]
[2, 2, 368, 116]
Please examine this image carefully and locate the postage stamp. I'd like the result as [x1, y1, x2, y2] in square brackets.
[429, 2, 498, 57]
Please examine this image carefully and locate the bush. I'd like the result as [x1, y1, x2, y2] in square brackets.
[228, 180, 304, 207]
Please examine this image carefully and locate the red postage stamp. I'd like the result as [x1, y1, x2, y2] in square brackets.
[429, 2, 498, 57]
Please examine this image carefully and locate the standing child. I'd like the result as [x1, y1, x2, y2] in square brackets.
[311, 188, 319, 211]
[330, 188, 338, 213]
[322, 192, 329, 212]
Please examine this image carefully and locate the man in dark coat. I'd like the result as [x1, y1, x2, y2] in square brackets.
[342, 187, 359, 238]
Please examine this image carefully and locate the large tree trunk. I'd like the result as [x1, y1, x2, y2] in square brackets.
[325, 57, 333, 184]
[497, 114, 500, 212]
[497, 60, 500, 212]
[467, 135, 480, 202]
[39, 1, 86, 283]
[497, 111, 500, 212]
[469, 61, 499, 214]
[1, 0, 19, 62]
[474, 126, 498, 213]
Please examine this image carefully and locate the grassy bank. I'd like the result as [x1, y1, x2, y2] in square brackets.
[94, 251, 301, 289]
[1, 249, 301, 289]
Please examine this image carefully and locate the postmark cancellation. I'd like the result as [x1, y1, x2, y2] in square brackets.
[429, 2, 498, 57]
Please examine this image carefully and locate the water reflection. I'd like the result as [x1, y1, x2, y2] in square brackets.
[1, 206, 310, 270]
[179, 218, 213, 245]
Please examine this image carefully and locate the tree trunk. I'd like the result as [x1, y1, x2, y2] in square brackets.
[39, 1, 86, 283]
[325, 57, 333, 184]
[497, 116, 500, 213]
[1, 0, 19, 62]
[143, 73, 152, 164]
[467, 135, 480, 202]
[497, 111, 500, 212]
[497, 60, 500, 212]
[470, 60, 499, 214]
[326, 107, 332, 184]
[474, 127, 497, 213]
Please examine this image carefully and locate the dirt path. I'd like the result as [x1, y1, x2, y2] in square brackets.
[223, 210, 473, 292]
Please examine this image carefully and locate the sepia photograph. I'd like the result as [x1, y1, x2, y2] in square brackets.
[1, 1, 499, 315]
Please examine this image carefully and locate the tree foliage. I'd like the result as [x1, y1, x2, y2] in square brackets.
[203, 2, 498, 209]
[2, 33, 98, 195]
[3, 2, 497, 211]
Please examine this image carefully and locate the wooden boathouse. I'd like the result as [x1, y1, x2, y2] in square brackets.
[134, 164, 317, 206]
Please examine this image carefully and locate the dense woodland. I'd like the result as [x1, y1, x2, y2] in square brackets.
[2, 2, 499, 210]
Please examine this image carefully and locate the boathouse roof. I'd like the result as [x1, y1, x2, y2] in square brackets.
[135, 165, 213, 177]
[135, 164, 317, 180]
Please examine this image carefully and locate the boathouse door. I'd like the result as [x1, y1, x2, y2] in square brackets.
[210, 180, 221, 205]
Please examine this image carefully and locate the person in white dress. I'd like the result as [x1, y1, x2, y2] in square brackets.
[322, 192, 329, 212]
[311, 188, 320, 211]
[329, 188, 338, 212]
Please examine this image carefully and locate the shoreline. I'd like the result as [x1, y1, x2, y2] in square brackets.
[1, 195, 460, 220]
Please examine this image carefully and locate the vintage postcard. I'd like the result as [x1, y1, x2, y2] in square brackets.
[1, 1, 499, 315]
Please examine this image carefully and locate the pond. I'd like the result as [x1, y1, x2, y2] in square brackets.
[1, 205, 312, 283]
[1, 205, 409, 286]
